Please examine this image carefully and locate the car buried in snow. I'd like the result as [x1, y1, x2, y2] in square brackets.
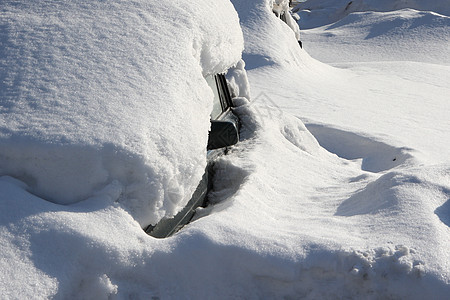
[0, 0, 246, 238]
[273, 0, 303, 47]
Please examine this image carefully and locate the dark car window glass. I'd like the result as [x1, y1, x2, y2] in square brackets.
[216, 74, 232, 110]
[205, 75, 223, 119]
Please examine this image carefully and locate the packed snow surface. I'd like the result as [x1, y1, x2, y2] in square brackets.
[0, 0, 243, 226]
[1, 0, 450, 298]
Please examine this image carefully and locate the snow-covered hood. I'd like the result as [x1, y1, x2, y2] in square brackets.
[0, 0, 244, 226]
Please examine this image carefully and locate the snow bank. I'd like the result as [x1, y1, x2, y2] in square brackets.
[294, 0, 450, 28]
[225, 0, 450, 297]
[272, 0, 301, 40]
[231, 0, 316, 70]
[191, 98, 450, 298]
[301, 9, 450, 64]
[0, 0, 243, 226]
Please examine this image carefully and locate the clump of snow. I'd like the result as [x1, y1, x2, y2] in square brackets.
[226, 59, 251, 100]
[0, 0, 243, 226]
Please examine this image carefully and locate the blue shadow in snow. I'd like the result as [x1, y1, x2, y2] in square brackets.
[242, 53, 275, 70]
[435, 198, 450, 227]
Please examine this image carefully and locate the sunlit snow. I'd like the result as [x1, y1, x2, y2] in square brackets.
[0, 0, 449, 298]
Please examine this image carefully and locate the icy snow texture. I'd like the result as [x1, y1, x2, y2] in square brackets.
[0, 0, 243, 226]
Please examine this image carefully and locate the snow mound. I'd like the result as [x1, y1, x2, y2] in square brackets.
[0, 0, 243, 226]
[189, 97, 450, 297]
[227, 0, 450, 296]
[301, 9, 450, 64]
[231, 0, 314, 70]
[288, 245, 447, 299]
[272, 0, 301, 40]
[294, 0, 450, 28]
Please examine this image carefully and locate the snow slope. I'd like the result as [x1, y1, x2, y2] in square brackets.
[294, 0, 450, 28]
[1, 0, 449, 298]
[300, 9, 450, 64]
[227, 0, 450, 297]
[0, 0, 243, 226]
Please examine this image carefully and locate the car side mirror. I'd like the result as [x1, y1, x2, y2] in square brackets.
[207, 120, 239, 150]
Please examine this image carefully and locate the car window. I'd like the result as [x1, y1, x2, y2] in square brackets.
[205, 75, 223, 119]
[216, 74, 233, 110]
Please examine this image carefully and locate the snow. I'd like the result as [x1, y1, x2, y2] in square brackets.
[0, 0, 243, 226]
[272, 0, 301, 40]
[224, 0, 449, 297]
[293, 0, 450, 29]
[1, 0, 450, 298]
[300, 9, 450, 64]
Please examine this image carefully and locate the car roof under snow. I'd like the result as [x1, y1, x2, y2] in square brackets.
[0, 0, 244, 227]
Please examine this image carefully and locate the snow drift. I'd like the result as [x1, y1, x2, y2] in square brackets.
[294, 0, 450, 28]
[272, 0, 301, 40]
[0, 0, 243, 226]
[228, 0, 450, 297]
[300, 9, 450, 64]
[231, 0, 316, 71]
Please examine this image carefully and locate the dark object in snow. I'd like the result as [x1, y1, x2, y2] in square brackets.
[145, 171, 210, 238]
[207, 74, 240, 151]
[208, 121, 239, 150]
[299, 40, 303, 48]
[345, 1, 353, 11]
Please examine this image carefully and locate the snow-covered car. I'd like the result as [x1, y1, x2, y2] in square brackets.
[272, 0, 303, 47]
[0, 0, 245, 235]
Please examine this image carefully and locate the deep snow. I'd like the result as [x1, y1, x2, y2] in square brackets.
[226, 0, 449, 297]
[0, 0, 243, 226]
[293, 0, 450, 28]
[1, 0, 449, 298]
[299, 9, 450, 64]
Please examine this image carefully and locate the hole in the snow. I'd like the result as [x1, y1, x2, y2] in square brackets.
[305, 124, 413, 173]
